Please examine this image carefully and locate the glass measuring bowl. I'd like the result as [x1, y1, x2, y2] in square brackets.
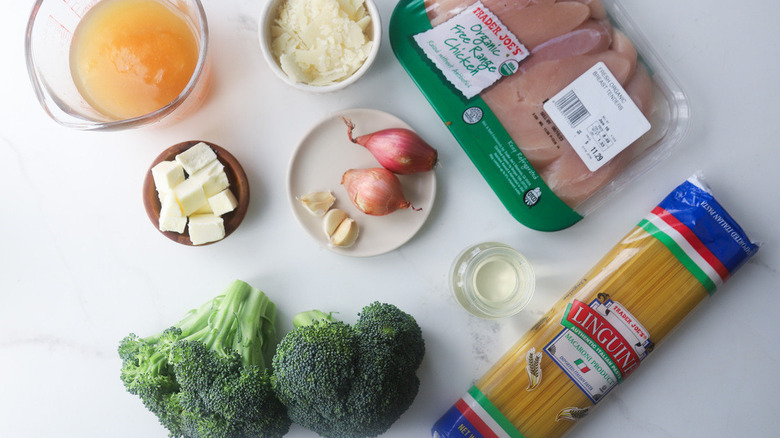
[25, 0, 211, 131]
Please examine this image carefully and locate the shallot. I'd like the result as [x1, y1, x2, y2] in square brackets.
[341, 168, 421, 216]
[341, 117, 438, 174]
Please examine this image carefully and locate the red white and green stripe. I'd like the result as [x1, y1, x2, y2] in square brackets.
[640, 207, 725, 293]
[637, 176, 758, 295]
[432, 386, 524, 438]
[573, 358, 591, 373]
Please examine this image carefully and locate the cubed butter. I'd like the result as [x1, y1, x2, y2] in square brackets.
[173, 178, 208, 216]
[159, 192, 183, 217]
[151, 160, 185, 193]
[191, 161, 230, 198]
[203, 172, 230, 198]
[188, 214, 225, 245]
[208, 189, 238, 216]
[192, 203, 213, 215]
[159, 215, 187, 233]
[175, 142, 217, 175]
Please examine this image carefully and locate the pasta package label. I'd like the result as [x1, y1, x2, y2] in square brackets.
[545, 297, 652, 404]
[639, 175, 759, 293]
[432, 386, 524, 438]
[431, 175, 758, 438]
[412, 1, 529, 99]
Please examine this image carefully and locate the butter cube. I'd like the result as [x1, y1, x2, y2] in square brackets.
[173, 178, 208, 216]
[208, 189, 238, 216]
[192, 203, 213, 215]
[175, 142, 217, 175]
[151, 160, 185, 192]
[188, 214, 225, 245]
[191, 160, 229, 197]
[159, 215, 187, 233]
[159, 192, 183, 217]
[203, 172, 230, 197]
[159, 192, 186, 233]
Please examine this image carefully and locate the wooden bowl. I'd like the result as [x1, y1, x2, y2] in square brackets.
[142, 140, 250, 246]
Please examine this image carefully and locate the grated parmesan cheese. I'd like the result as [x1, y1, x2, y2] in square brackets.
[271, 0, 373, 86]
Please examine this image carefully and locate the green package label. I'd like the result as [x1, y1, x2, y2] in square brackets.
[390, 0, 582, 231]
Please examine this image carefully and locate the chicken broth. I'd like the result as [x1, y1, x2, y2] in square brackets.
[69, 0, 199, 120]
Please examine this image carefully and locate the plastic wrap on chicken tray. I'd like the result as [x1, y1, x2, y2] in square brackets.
[390, 0, 690, 231]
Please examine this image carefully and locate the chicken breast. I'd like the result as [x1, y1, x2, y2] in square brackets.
[518, 19, 613, 73]
[424, 0, 556, 27]
[558, 0, 607, 20]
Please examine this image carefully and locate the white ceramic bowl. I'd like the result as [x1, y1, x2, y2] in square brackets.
[258, 0, 381, 93]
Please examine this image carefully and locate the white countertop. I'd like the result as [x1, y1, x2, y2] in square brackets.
[2, 1, 779, 437]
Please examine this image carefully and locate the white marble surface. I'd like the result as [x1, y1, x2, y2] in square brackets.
[2, 1, 779, 437]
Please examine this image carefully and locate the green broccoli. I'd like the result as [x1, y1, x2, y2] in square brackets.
[271, 302, 425, 438]
[118, 279, 291, 438]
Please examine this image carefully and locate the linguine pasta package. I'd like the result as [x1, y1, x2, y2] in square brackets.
[432, 175, 759, 438]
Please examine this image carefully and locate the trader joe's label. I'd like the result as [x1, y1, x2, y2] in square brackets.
[545, 298, 653, 403]
[413, 1, 529, 99]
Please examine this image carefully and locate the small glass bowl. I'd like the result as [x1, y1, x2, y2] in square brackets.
[450, 242, 535, 319]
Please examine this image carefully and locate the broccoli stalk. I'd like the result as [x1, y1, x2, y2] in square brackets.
[119, 280, 291, 438]
[272, 302, 425, 438]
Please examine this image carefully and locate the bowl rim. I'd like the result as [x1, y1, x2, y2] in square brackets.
[258, 0, 382, 93]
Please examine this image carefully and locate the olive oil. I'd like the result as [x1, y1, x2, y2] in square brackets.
[450, 242, 535, 318]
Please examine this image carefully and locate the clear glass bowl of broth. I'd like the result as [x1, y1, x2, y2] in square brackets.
[25, 0, 211, 130]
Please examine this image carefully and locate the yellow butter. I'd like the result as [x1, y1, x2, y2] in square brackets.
[188, 214, 225, 245]
[208, 189, 238, 216]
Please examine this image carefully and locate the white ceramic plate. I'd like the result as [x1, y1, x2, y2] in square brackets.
[287, 108, 437, 257]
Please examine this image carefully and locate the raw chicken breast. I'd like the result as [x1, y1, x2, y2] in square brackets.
[539, 146, 626, 207]
[611, 28, 638, 79]
[478, 99, 570, 168]
[558, 0, 607, 20]
[624, 63, 654, 117]
[424, 0, 555, 27]
[499, 2, 591, 48]
[519, 19, 613, 73]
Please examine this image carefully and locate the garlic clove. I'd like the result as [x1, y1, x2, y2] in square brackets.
[298, 190, 336, 216]
[330, 217, 359, 247]
[323, 208, 348, 238]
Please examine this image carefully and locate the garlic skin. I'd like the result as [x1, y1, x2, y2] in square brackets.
[341, 168, 419, 216]
[298, 190, 336, 216]
[341, 117, 438, 175]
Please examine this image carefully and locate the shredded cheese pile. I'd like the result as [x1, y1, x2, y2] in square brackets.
[271, 0, 373, 86]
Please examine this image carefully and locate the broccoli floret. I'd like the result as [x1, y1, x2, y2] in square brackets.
[271, 302, 425, 438]
[119, 280, 291, 438]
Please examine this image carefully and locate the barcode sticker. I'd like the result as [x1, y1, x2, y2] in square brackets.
[554, 90, 591, 128]
[543, 62, 651, 172]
